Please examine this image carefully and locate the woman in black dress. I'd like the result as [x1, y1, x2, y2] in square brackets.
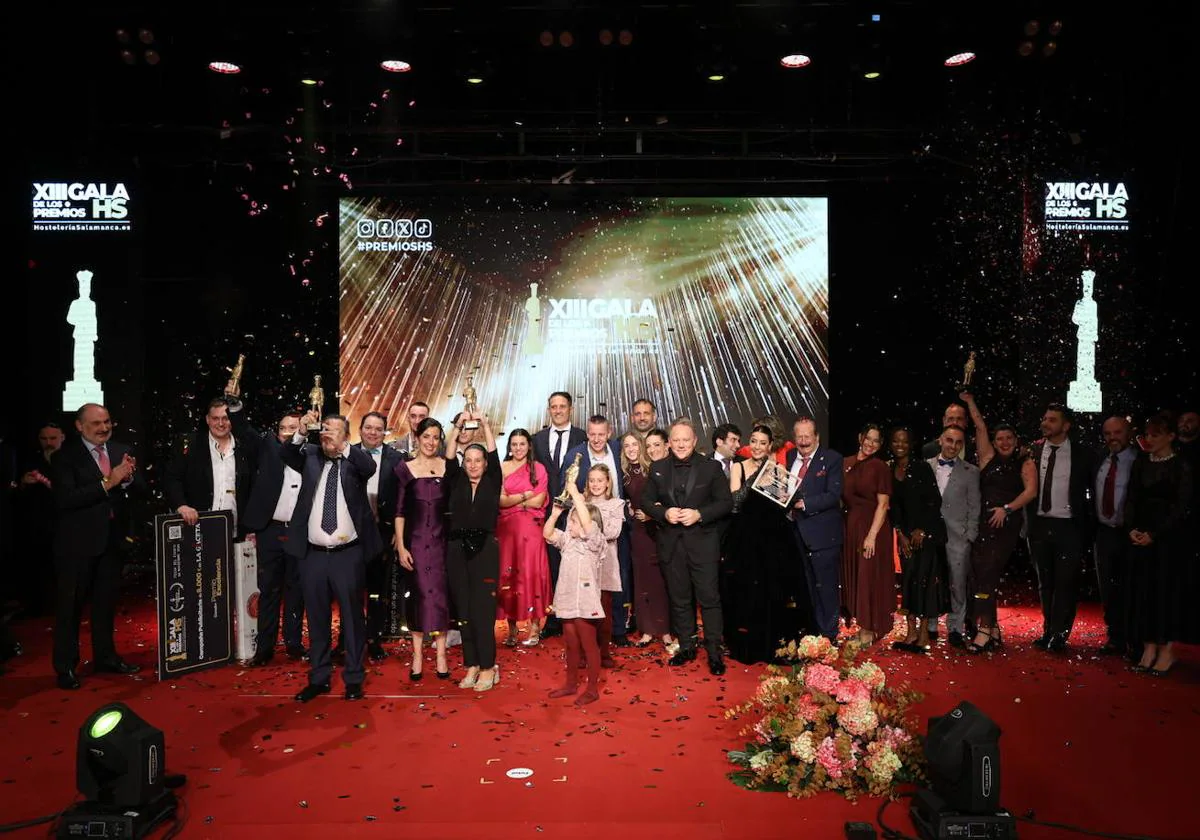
[888, 427, 944, 654]
[721, 424, 811, 664]
[1127, 413, 1194, 676]
[962, 393, 1038, 653]
[444, 412, 504, 692]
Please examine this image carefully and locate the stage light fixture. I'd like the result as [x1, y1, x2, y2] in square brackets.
[144, 49, 160, 65]
[116, 28, 132, 44]
[558, 31, 574, 47]
[1042, 41, 1057, 56]
[863, 70, 881, 79]
[911, 701, 1016, 839]
[301, 78, 319, 86]
[77, 702, 166, 807]
[599, 28, 613, 46]
[381, 59, 412, 73]
[466, 76, 484, 85]
[780, 53, 812, 68]
[119, 49, 136, 65]
[944, 51, 976, 67]
[618, 29, 633, 46]
[208, 60, 241, 74]
[539, 30, 554, 47]
[55, 703, 179, 838]
[707, 73, 725, 82]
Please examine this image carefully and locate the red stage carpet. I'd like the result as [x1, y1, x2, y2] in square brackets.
[1, 595, 1195, 840]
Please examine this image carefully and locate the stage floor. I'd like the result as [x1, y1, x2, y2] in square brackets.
[1, 595, 1194, 839]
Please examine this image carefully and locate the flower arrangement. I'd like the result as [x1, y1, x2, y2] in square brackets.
[726, 635, 926, 799]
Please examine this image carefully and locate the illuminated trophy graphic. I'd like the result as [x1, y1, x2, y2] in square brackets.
[523, 282, 544, 356]
[1067, 269, 1103, 413]
[62, 269, 104, 411]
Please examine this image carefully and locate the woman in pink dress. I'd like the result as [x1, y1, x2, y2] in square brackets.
[496, 429, 551, 646]
[585, 464, 626, 669]
[543, 482, 608, 705]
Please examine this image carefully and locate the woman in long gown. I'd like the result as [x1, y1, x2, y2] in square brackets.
[888, 427, 946, 654]
[496, 429, 551, 647]
[840, 423, 894, 646]
[721, 424, 812, 664]
[1127, 413, 1194, 676]
[962, 393, 1038, 653]
[621, 433, 672, 649]
[393, 418, 452, 681]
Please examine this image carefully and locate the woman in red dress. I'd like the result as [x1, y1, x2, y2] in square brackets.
[840, 423, 895, 646]
[496, 429, 551, 647]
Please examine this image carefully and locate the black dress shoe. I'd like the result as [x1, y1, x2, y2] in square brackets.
[250, 650, 274, 667]
[95, 659, 141, 675]
[1032, 635, 1051, 650]
[410, 670, 424, 682]
[294, 683, 331, 703]
[57, 670, 81, 690]
[668, 648, 697, 667]
[344, 683, 364, 700]
[436, 670, 451, 680]
[707, 654, 727, 676]
[1046, 634, 1068, 653]
[285, 645, 308, 660]
[611, 635, 633, 648]
[367, 641, 388, 660]
[947, 632, 965, 649]
[541, 622, 563, 639]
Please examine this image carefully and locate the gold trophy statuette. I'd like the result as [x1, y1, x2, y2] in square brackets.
[553, 452, 583, 509]
[957, 351, 977, 392]
[308, 375, 325, 431]
[461, 374, 480, 431]
[227, 353, 246, 395]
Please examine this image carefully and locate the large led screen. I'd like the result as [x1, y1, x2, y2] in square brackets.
[338, 196, 828, 444]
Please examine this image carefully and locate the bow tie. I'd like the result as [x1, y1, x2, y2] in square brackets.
[938, 458, 957, 467]
[366, 447, 382, 456]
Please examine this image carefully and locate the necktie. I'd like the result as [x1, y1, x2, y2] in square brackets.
[1041, 445, 1059, 513]
[552, 429, 566, 468]
[721, 458, 730, 477]
[797, 455, 811, 480]
[321, 459, 340, 535]
[1102, 453, 1118, 519]
[94, 445, 111, 476]
[938, 458, 957, 467]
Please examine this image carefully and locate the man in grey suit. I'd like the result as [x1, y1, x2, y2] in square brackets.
[928, 425, 980, 648]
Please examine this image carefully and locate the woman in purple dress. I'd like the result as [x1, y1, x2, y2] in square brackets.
[393, 418, 451, 681]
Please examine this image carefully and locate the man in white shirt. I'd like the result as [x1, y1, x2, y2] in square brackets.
[283, 411, 380, 702]
[238, 412, 307, 665]
[710, 423, 742, 478]
[1092, 415, 1137, 655]
[164, 398, 257, 536]
[531, 391, 587, 639]
[927, 426, 981, 647]
[1028, 404, 1097, 652]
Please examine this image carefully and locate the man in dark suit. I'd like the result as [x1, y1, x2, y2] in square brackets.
[164, 397, 259, 534]
[49, 404, 143, 689]
[531, 391, 586, 637]
[14, 422, 65, 615]
[921, 401, 978, 463]
[786, 417, 844, 642]
[1028, 403, 1097, 652]
[236, 409, 307, 664]
[352, 411, 403, 660]
[283, 411, 380, 702]
[1092, 415, 1137, 656]
[641, 418, 733, 675]
[562, 414, 633, 647]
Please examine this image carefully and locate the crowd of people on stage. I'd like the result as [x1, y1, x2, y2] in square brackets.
[3, 384, 1197, 698]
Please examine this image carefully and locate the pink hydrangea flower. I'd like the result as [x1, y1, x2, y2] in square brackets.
[835, 677, 872, 704]
[816, 736, 843, 779]
[837, 697, 879, 736]
[803, 663, 841, 696]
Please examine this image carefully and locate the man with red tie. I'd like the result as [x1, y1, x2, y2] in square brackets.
[786, 417, 844, 642]
[1092, 415, 1137, 656]
[50, 404, 143, 689]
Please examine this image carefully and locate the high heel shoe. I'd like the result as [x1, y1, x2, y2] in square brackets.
[521, 631, 541, 647]
[459, 667, 480, 689]
[410, 668, 424, 681]
[966, 631, 999, 654]
[436, 658, 450, 679]
[474, 666, 499, 692]
[1150, 660, 1175, 677]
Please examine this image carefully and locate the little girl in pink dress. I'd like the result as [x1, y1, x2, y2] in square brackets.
[543, 481, 608, 705]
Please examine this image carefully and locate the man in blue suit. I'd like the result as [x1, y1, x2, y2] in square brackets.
[282, 410, 380, 702]
[561, 414, 632, 647]
[786, 417, 844, 642]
